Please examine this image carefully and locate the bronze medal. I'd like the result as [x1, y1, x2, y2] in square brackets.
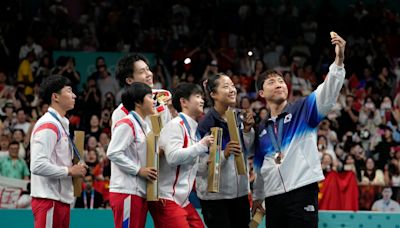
[274, 152, 284, 164]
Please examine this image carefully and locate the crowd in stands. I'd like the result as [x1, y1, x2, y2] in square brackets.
[0, 0, 400, 211]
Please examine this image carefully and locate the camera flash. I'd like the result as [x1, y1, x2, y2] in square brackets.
[184, 58, 191, 64]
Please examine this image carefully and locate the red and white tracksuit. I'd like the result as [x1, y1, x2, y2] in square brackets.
[111, 89, 172, 131]
[30, 107, 73, 228]
[149, 113, 208, 228]
[107, 112, 151, 228]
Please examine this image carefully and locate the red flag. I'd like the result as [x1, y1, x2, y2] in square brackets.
[319, 171, 359, 210]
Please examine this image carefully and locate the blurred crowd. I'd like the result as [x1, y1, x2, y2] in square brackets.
[0, 0, 400, 210]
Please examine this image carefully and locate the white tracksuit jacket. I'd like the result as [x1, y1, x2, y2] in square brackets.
[30, 107, 74, 204]
[158, 113, 208, 207]
[107, 111, 150, 197]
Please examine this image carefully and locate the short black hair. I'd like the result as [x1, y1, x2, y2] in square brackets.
[16, 108, 26, 114]
[172, 82, 203, 112]
[121, 82, 152, 112]
[9, 141, 19, 147]
[39, 75, 72, 105]
[115, 54, 149, 87]
[256, 70, 284, 92]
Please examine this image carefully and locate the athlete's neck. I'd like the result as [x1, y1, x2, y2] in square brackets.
[268, 100, 288, 117]
[214, 103, 229, 119]
[50, 104, 66, 117]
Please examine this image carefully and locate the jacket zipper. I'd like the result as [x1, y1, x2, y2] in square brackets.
[277, 167, 287, 192]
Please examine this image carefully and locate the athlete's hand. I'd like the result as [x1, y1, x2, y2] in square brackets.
[200, 135, 214, 147]
[68, 163, 87, 177]
[331, 32, 346, 66]
[138, 167, 158, 181]
[224, 141, 241, 159]
[252, 200, 265, 216]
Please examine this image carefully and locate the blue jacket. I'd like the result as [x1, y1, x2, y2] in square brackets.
[253, 63, 345, 199]
[196, 108, 254, 200]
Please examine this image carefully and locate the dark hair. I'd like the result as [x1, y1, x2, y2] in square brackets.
[16, 108, 26, 114]
[203, 73, 226, 106]
[39, 75, 72, 105]
[115, 54, 149, 87]
[9, 141, 19, 147]
[364, 157, 377, 181]
[172, 83, 203, 112]
[121, 82, 152, 112]
[95, 56, 105, 66]
[256, 70, 284, 92]
[12, 129, 25, 137]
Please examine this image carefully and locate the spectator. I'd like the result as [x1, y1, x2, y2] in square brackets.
[84, 149, 102, 180]
[321, 153, 337, 175]
[371, 187, 400, 212]
[337, 95, 360, 139]
[349, 143, 366, 180]
[343, 154, 358, 175]
[1, 102, 16, 135]
[59, 29, 80, 50]
[82, 77, 102, 126]
[17, 51, 35, 96]
[373, 125, 398, 170]
[318, 135, 337, 161]
[291, 67, 312, 96]
[0, 135, 10, 158]
[0, 141, 30, 180]
[35, 54, 53, 84]
[99, 108, 111, 135]
[97, 64, 119, 105]
[375, 67, 395, 99]
[358, 97, 382, 134]
[318, 119, 338, 153]
[12, 129, 27, 160]
[86, 115, 102, 141]
[89, 57, 107, 80]
[0, 71, 14, 102]
[360, 158, 385, 186]
[13, 108, 31, 135]
[19, 35, 43, 61]
[384, 158, 400, 187]
[55, 57, 80, 93]
[75, 174, 104, 209]
[202, 60, 218, 80]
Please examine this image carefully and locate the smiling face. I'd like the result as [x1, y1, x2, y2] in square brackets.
[126, 60, 154, 87]
[365, 158, 375, 170]
[210, 75, 237, 107]
[259, 74, 288, 104]
[140, 93, 156, 116]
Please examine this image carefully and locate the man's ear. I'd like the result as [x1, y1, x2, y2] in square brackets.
[135, 102, 142, 109]
[52, 93, 59, 103]
[258, 90, 265, 98]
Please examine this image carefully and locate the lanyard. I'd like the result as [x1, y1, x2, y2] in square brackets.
[48, 111, 82, 161]
[178, 113, 201, 142]
[129, 111, 147, 136]
[83, 189, 94, 209]
[266, 117, 284, 154]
